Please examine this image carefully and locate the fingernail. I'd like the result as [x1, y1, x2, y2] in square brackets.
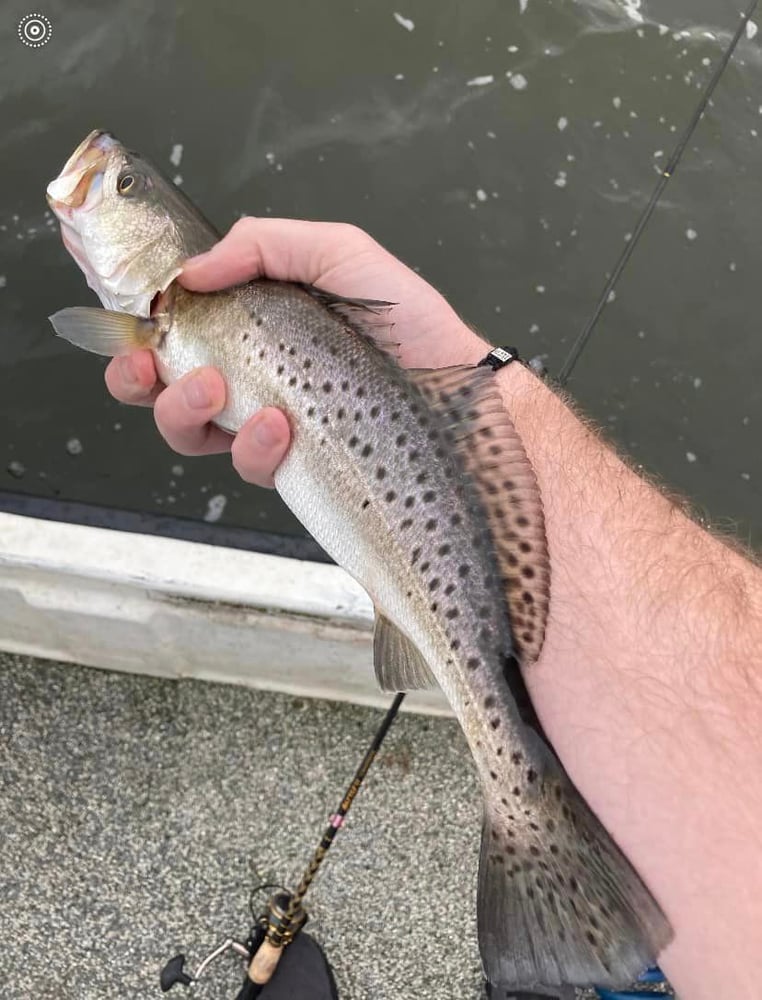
[252, 414, 279, 449]
[183, 372, 212, 409]
[118, 355, 138, 385]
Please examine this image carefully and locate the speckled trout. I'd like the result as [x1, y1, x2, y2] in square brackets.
[46, 130, 670, 993]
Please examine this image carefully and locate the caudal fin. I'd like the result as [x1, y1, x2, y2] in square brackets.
[478, 766, 672, 992]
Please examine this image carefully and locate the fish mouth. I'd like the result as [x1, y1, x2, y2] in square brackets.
[46, 130, 118, 214]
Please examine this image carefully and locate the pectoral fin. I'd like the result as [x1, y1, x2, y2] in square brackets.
[373, 612, 436, 691]
[49, 307, 162, 356]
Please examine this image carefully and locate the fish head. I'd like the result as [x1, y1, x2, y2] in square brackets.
[47, 130, 218, 316]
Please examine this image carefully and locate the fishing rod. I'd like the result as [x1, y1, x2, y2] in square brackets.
[557, 0, 759, 387]
[158, 4, 756, 997]
[159, 694, 405, 996]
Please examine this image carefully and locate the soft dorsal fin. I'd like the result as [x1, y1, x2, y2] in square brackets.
[303, 284, 400, 359]
[373, 612, 437, 691]
[408, 365, 550, 666]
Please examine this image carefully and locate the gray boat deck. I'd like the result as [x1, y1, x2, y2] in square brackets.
[0, 652, 484, 1000]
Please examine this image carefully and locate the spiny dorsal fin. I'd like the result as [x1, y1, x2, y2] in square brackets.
[407, 365, 550, 666]
[373, 612, 437, 691]
[303, 284, 400, 359]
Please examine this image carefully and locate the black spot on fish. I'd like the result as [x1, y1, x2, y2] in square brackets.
[458, 564, 470, 578]
[449, 638, 460, 651]
[527, 768, 537, 784]
[490, 718, 500, 730]
[522, 631, 533, 643]
[411, 547, 421, 564]
[307, 407, 315, 417]
[428, 578, 440, 592]
[370, 405, 379, 418]
[450, 513, 462, 527]
[288, 376, 297, 386]
[348, 436, 358, 448]
[489, 771, 498, 781]
[303, 381, 311, 391]
[341, 380, 349, 391]
[322, 381, 332, 393]
[505, 844, 515, 856]
[401, 518, 412, 530]
[546, 819, 555, 833]
[420, 561, 430, 572]
[288, 347, 296, 356]
[409, 450, 420, 463]
[390, 411, 400, 421]
[496, 747, 503, 757]
[529, 845, 540, 857]
[445, 607, 458, 621]
[516, 515, 529, 528]
[242, 332, 249, 342]
[503, 479, 515, 490]
[259, 349, 265, 359]
[361, 499, 370, 510]
[586, 932, 597, 947]
[549, 844, 559, 855]
[425, 519, 437, 532]
[361, 444, 372, 458]
[376, 467, 386, 480]
[303, 358, 311, 369]
[484, 695, 496, 709]
[522, 591, 534, 604]
[438, 543, 450, 556]
[430, 602, 438, 612]
[277, 365, 284, 376]
[423, 490, 435, 503]
[512, 786, 520, 796]
[404, 496, 415, 509]
[444, 583, 455, 596]
[278, 343, 285, 352]
[337, 407, 345, 419]
[385, 490, 396, 503]
[321, 416, 329, 425]
[466, 657, 480, 670]
[356, 386, 365, 397]
[353, 411, 362, 422]
[396, 433, 407, 446]
[245, 357, 251, 365]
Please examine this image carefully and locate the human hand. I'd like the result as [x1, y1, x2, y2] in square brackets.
[104, 219, 489, 487]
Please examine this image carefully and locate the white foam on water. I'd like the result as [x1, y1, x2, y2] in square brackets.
[557, 116, 568, 131]
[169, 144, 183, 167]
[467, 75, 494, 86]
[747, 20, 758, 40]
[519, 0, 528, 13]
[622, 0, 643, 25]
[536, 285, 546, 294]
[475, 189, 488, 202]
[395, 73, 405, 80]
[612, 96, 622, 109]
[204, 494, 228, 523]
[0, 275, 6, 289]
[554, 170, 567, 188]
[741, 472, 751, 481]
[607, 290, 616, 303]
[509, 73, 528, 90]
[693, 377, 702, 389]
[173, 175, 183, 186]
[508, 44, 519, 52]
[658, 24, 669, 35]
[393, 12, 415, 31]
[686, 451, 697, 463]
[686, 228, 698, 240]
[66, 438, 83, 456]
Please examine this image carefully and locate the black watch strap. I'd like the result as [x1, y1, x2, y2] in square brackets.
[476, 346, 521, 371]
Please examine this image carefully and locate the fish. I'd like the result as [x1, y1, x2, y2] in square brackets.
[46, 130, 671, 992]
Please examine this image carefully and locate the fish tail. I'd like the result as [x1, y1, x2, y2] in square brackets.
[478, 755, 672, 992]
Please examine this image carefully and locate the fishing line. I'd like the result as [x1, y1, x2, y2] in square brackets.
[557, 0, 758, 388]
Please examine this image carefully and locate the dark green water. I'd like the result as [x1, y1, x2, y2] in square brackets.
[1, 0, 760, 546]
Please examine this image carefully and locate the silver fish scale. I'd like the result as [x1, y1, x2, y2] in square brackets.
[159, 281, 538, 784]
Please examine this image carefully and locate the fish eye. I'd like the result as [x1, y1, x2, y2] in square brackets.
[117, 172, 137, 195]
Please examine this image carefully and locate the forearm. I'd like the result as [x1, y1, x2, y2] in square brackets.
[469, 351, 762, 997]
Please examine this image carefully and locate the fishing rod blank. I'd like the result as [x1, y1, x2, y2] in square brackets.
[557, 0, 758, 388]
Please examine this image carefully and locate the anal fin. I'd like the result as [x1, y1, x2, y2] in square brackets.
[373, 612, 436, 691]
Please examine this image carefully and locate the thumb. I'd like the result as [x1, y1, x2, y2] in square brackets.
[179, 217, 371, 293]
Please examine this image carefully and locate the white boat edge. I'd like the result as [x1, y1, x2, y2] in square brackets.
[0, 511, 452, 716]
